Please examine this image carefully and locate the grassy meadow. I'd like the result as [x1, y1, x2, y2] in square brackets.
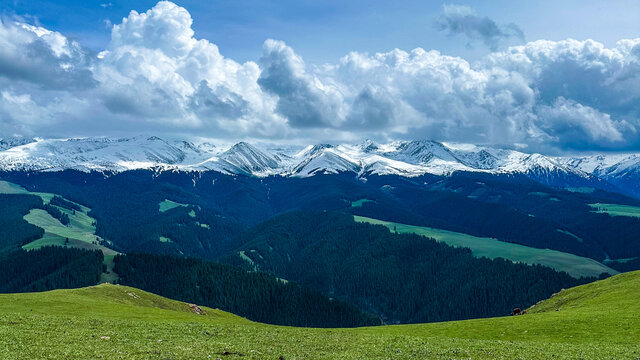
[0, 271, 637, 359]
[590, 203, 640, 218]
[158, 199, 191, 212]
[0, 180, 119, 282]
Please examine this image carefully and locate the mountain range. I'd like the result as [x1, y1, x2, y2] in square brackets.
[1, 136, 640, 198]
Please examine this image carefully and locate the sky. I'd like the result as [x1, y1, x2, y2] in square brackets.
[0, 0, 639, 153]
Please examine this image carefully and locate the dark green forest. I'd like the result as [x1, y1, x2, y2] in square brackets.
[50, 195, 81, 211]
[0, 194, 44, 251]
[4, 170, 640, 261]
[0, 247, 103, 293]
[114, 253, 380, 327]
[44, 204, 70, 225]
[606, 258, 640, 272]
[225, 211, 593, 323]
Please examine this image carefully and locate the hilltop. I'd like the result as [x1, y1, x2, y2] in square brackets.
[0, 271, 637, 359]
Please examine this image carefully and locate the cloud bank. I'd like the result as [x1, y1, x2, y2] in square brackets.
[0, 1, 639, 153]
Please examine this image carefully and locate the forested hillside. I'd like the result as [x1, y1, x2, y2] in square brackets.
[356, 173, 640, 260]
[0, 194, 45, 250]
[114, 253, 380, 327]
[606, 258, 640, 272]
[225, 211, 592, 323]
[0, 247, 103, 292]
[4, 170, 640, 263]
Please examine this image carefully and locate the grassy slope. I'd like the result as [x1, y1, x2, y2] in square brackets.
[354, 215, 616, 278]
[351, 198, 375, 208]
[0, 180, 55, 202]
[0, 180, 107, 248]
[0, 180, 119, 283]
[158, 199, 190, 213]
[0, 272, 638, 359]
[590, 203, 640, 218]
[24, 209, 98, 244]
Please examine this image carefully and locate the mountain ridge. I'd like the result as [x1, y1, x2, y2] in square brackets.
[1, 136, 639, 197]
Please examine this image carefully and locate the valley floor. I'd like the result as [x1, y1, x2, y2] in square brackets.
[0, 272, 639, 359]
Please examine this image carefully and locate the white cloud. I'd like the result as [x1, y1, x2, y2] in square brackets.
[0, 19, 95, 89]
[536, 97, 634, 149]
[0, 1, 639, 152]
[258, 39, 345, 128]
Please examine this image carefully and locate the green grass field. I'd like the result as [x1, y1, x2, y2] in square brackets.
[605, 257, 639, 264]
[22, 209, 116, 256]
[351, 198, 375, 208]
[0, 180, 56, 202]
[158, 199, 190, 212]
[0, 180, 28, 194]
[24, 209, 96, 243]
[590, 203, 640, 218]
[0, 271, 637, 359]
[354, 216, 616, 278]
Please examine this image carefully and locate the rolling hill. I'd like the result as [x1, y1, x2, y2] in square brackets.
[0, 271, 637, 359]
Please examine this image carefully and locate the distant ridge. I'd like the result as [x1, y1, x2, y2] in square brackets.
[1, 136, 640, 197]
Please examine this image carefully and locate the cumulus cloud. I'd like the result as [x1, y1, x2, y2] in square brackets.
[0, 1, 639, 152]
[258, 39, 344, 128]
[536, 97, 634, 149]
[435, 4, 524, 50]
[0, 21, 96, 90]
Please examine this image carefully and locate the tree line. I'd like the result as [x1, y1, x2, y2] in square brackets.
[44, 204, 70, 225]
[0, 194, 45, 251]
[0, 246, 103, 293]
[114, 253, 381, 327]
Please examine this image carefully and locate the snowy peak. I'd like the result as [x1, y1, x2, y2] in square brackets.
[559, 154, 640, 177]
[450, 149, 499, 170]
[0, 136, 36, 150]
[297, 144, 334, 158]
[218, 142, 282, 175]
[291, 147, 360, 177]
[1, 136, 639, 192]
[358, 139, 379, 153]
[390, 140, 459, 164]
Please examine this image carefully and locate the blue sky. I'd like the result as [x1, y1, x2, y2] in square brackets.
[0, 0, 639, 152]
[3, 0, 639, 63]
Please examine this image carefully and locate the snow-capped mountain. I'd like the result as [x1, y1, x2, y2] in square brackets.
[1, 135, 639, 197]
[217, 142, 283, 175]
[559, 154, 640, 198]
[0, 136, 211, 172]
[0, 136, 36, 150]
